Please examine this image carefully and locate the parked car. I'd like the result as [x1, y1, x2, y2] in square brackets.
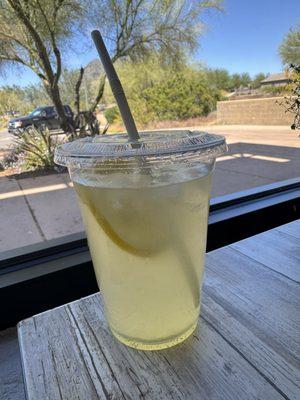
[4, 110, 20, 117]
[8, 105, 73, 135]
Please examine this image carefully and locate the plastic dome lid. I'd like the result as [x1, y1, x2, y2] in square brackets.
[54, 130, 227, 168]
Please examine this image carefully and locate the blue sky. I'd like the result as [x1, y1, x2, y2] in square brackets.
[198, 0, 300, 75]
[1, 0, 299, 87]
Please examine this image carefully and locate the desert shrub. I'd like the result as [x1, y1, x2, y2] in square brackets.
[12, 127, 57, 171]
[261, 85, 289, 95]
[104, 106, 120, 124]
[142, 73, 220, 121]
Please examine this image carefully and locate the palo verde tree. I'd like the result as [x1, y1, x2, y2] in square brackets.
[279, 24, 300, 66]
[85, 0, 223, 114]
[0, 0, 83, 132]
[0, 0, 222, 133]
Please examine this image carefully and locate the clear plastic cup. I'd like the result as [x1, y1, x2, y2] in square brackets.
[55, 130, 226, 350]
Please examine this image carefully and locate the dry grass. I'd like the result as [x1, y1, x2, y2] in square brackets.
[108, 112, 217, 133]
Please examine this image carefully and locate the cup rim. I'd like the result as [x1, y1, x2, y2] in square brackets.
[54, 130, 227, 168]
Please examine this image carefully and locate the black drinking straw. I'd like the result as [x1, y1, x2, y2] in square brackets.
[91, 30, 140, 142]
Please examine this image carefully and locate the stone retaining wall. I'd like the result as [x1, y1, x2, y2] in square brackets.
[217, 97, 293, 125]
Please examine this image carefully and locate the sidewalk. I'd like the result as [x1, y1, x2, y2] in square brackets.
[1, 125, 300, 253]
[0, 173, 83, 251]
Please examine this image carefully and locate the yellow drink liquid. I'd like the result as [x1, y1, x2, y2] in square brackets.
[73, 172, 211, 350]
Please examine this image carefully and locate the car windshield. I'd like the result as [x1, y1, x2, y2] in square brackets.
[29, 108, 43, 117]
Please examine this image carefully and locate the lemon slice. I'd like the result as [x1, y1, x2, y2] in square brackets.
[77, 190, 159, 257]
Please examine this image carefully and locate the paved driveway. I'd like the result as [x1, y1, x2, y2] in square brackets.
[0, 125, 299, 252]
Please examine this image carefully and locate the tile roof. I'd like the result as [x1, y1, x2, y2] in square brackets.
[261, 72, 290, 83]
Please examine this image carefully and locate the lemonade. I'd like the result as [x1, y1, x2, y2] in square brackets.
[73, 171, 211, 350]
[55, 129, 226, 350]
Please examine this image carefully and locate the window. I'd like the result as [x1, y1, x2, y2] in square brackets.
[44, 107, 55, 116]
[0, 1, 299, 326]
[210, 126, 300, 199]
[29, 108, 43, 117]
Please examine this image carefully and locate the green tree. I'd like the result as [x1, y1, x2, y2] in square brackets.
[86, 0, 222, 111]
[204, 68, 231, 91]
[22, 84, 49, 110]
[0, 86, 23, 114]
[108, 53, 173, 124]
[0, 0, 222, 133]
[229, 73, 251, 90]
[104, 55, 221, 124]
[55, 68, 91, 111]
[0, 0, 83, 131]
[144, 73, 219, 121]
[279, 25, 300, 66]
[0, 84, 47, 115]
[241, 73, 251, 86]
[251, 73, 267, 89]
[104, 106, 120, 124]
[134, 69, 219, 122]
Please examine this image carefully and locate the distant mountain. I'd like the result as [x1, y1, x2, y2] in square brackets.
[84, 59, 102, 80]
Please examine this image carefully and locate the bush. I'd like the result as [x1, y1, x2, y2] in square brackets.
[142, 73, 220, 121]
[9, 127, 57, 171]
[104, 55, 222, 125]
[261, 85, 289, 95]
[104, 107, 120, 124]
[276, 64, 300, 130]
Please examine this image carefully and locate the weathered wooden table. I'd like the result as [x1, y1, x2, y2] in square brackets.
[18, 220, 300, 400]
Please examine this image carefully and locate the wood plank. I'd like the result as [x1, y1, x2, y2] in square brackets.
[230, 226, 300, 282]
[18, 293, 285, 400]
[203, 246, 300, 399]
[275, 220, 300, 240]
[201, 294, 300, 400]
[18, 307, 108, 400]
